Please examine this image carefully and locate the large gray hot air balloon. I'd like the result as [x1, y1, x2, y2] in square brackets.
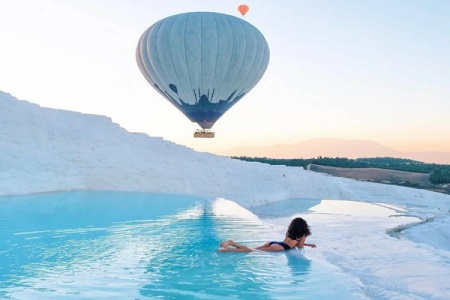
[136, 12, 270, 138]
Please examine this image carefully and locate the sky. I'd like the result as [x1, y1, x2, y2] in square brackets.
[1, 0, 450, 154]
[1, 89, 450, 299]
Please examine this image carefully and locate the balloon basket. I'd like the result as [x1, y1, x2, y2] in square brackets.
[194, 130, 215, 138]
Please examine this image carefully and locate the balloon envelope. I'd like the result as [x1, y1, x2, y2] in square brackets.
[136, 12, 270, 129]
[238, 5, 250, 16]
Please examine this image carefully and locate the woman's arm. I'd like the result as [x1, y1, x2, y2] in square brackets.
[296, 235, 307, 248]
[296, 236, 316, 248]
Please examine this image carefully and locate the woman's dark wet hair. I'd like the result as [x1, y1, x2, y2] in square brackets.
[286, 217, 311, 240]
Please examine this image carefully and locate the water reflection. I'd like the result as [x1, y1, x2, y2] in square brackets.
[250, 198, 322, 218]
[309, 200, 406, 217]
[0, 192, 366, 299]
[250, 197, 416, 221]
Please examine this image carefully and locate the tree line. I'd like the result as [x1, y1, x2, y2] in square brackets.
[231, 156, 450, 184]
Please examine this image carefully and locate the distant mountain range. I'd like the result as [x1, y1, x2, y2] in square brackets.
[219, 138, 450, 165]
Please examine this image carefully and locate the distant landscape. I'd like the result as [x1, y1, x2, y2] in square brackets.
[220, 138, 450, 165]
[307, 164, 449, 195]
[232, 156, 450, 195]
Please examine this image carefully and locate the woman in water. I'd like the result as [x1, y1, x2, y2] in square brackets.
[218, 217, 316, 252]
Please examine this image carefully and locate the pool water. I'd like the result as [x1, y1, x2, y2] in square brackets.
[0, 192, 367, 299]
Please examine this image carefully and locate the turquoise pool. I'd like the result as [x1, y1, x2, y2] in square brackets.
[0, 192, 366, 299]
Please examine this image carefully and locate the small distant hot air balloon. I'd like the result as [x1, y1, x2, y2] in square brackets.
[237, 4, 249, 16]
[136, 12, 269, 138]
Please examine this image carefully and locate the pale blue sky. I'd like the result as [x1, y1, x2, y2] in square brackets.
[1, 0, 449, 153]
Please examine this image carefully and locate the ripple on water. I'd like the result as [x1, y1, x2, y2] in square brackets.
[0, 191, 368, 299]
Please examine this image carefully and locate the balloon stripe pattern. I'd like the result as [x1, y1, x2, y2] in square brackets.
[136, 12, 270, 130]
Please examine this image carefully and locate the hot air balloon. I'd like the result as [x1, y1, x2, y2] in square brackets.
[136, 12, 270, 138]
[237, 5, 249, 16]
